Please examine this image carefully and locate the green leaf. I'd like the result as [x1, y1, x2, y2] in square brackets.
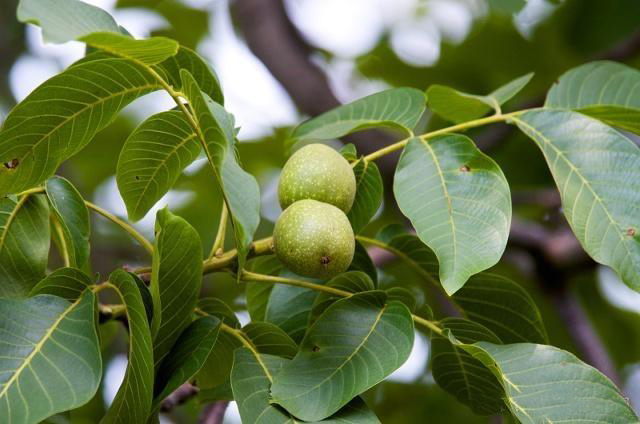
[270, 291, 414, 421]
[231, 348, 380, 424]
[432, 318, 505, 415]
[242, 322, 298, 359]
[348, 160, 383, 233]
[453, 273, 548, 343]
[374, 229, 440, 284]
[117, 111, 200, 221]
[30, 267, 93, 301]
[385, 287, 417, 312]
[487, 0, 526, 14]
[513, 109, 640, 291]
[427, 73, 533, 123]
[246, 255, 284, 321]
[463, 342, 638, 423]
[394, 135, 512, 294]
[45, 176, 90, 267]
[290, 88, 426, 147]
[102, 269, 154, 424]
[197, 297, 240, 328]
[340, 143, 358, 161]
[152, 316, 220, 407]
[17, 0, 119, 43]
[545, 61, 640, 134]
[180, 70, 260, 269]
[310, 271, 376, 322]
[150, 208, 202, 368]
[0, 194, 50, 297]
[80, 32, 178, 65]
[0, 290, 101, 424]
[349, 241, 378, 286]
[0, 58, 160, 195]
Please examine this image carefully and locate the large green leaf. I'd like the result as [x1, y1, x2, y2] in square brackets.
[180, 70, 260, 269]
[453, 273, 547, 343]
[117, 111, 200, 221]
[46, 176, 90, 267]
[242, 322, 298, 359]
[348, 160, 383, 233]
[0, 194, 50, 297]
[0, 58, 160, 195]
[394, 135, 511, 294]
[30, 267, 93, 301]
[513, 109, 640, 291]
[150, 208, 202, 368]
[17, 0, 119, 43]
[290, 88, 426, 146]
[431, 318, 505, 415]
[152, 316, 220, 407]
[0, 290, 101, 424]
[102, 270, 154, 424]
[270, 291, 414, 421]
[464, 342, 638, 423]
[427, 73, 533, 123]
[231, 348, 380, 424]
[545, 61, 640, 134]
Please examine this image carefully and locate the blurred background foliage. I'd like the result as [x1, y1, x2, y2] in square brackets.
[3, 0, 639, 422]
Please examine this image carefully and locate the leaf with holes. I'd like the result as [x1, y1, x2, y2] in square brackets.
[46, 176, 90, 268]
[180, 70, 260, 269]
[545, 61, 640, 134]
[30, 267, 93, 301]
[150, 208, 202, 368]
[431, 318, 505, 415]
[102, 269, 154, 424]
[0, 58, 160, 195]
[152, 316, 220, 409]
[0, 194, 50, 297]
[270, 291, 414, 421]
[117, 111, 200, 221]
[453, 273, 547, 343]
[0, 290, 101, 424]
[394, 135, 511, 294]
[289, 88, 426, 149]
[462, 342, 638, 423]
[231, 348, 380, 424]
[427, 73, 533, 123]
[513, 109, 640, 291]
[349, 160, 383, 233]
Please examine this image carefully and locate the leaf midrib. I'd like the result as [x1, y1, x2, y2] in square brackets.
[0, 294, 83, 399]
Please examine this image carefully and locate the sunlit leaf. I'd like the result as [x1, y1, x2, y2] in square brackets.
[271, 291, 414, 421]
[545, 61, 640, 134]
[513, 109, 640, 291]
[80, 32, 178, 65]
[0, 290, 101, 424]
[394, 134, 511, 294]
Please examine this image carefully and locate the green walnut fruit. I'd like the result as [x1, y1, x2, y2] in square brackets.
[278, 143, 356, 213]
[274, 199, 355, 278]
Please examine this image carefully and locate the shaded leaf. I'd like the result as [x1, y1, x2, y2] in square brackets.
[427, 73, 533, 123]
[0, 58, 160, 195]
[310, 271, 376, 322]
[394, 135, 511, 294]
[290, 88, 426, 148]
[0, 290, 101, 424]
[271, 291, 414, 421]
[513, 109, 640, 291]
[0, 194, 50, 297]
[150, 208, 202, 368]
[46, 176, 90, 267]
[245, 255, 283, 321]
[349, 241, 378, 286]
[431, 318, 505, 415]
[197, 297, 240, 328]
[348, 160, 383, 233]
[545, 61, 640, 134]
[243, 322, 298, 359]
[386, 287, 417, 312]
[102, 269, 154, 424]
[453, 273, 547, 343]
[153, 316, 220, 406]
[30, 267, 92, 301]
[180, 70, 260, 269]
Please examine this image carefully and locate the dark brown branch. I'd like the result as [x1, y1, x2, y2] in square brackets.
[199, 401, 230, 424]
[160, 383, 199, 412]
